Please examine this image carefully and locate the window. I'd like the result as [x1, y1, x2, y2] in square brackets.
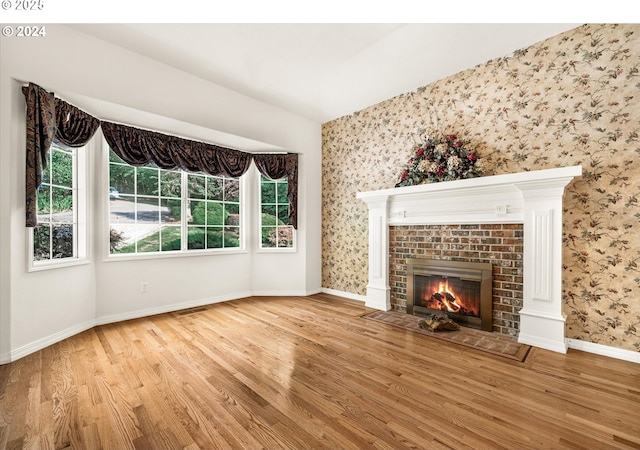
[32, 141, 86, 267]
[259, 174, 294, 249]
[108, 148, 242, 255]
[186, 173, 241, 250]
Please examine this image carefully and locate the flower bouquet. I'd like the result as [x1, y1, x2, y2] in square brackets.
[395, 132, 484, 187]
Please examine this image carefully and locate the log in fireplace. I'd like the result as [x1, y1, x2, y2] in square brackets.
[406, 259, 493, 332]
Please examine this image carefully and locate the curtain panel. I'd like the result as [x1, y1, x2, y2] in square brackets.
[23, 82, 299, 229]
[23, 83, 56, 227]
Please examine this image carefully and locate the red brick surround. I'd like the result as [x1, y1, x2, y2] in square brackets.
[389, 224, 524, 337]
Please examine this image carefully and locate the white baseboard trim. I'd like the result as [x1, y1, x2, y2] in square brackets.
[567, 338, 640, 364]
[10, 319, 95, 362]
[0, 351, 12, 365]
[95, 291, 253, 326]
[250, 289, 320, 297]
[306, 288, 323, 296]
[518, 332, 568, 354]
[320, 287, 367, 303]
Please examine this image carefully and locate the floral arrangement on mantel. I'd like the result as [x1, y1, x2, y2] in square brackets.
[395, 131, 484, 187]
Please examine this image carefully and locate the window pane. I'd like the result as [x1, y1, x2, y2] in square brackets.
[276, 182, 288, 204]
[51, 187, 73, 222]
[206, 228, 223, 249]
[206, 177, 224, 201]
[225, 203, 239, 225]
[110, 164, 135, 195]
[187, 227, 205, 249]
[277, 205, 290, 225]
[225, 208, 240, 226]
[33, 225, 50, 261]
[37, 184, 51, 215]
[262, 204, 276, 218]
[189, 200, 205, 225]
[225, 179, 240, 202]
[206, 202, 224, 226]
[136, 227, 160, 253]
[160, 226, 181, 251]
[261, 180, 276, 204]
[137, 167, 159, 196]
[51, 150, 73, 187]
[224, 227, 240, 248]
[160, 170, 181, 198]
[136, 199, 160, 224]
[52, 224, 74, 258]
[261, 227, 277, 248]
[162, 198, 181, 224]
[188, 174, 206, 199]
[278, 227, 294, 248]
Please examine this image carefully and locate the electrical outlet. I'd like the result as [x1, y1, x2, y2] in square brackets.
[140, 282, 149, 293]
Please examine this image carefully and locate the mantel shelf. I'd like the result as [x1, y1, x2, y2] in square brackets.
[357, 165, 583, 202]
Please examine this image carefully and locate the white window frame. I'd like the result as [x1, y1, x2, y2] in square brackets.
[106, 143, 246, 260]
[257, 172, 296, 253]
[28, 141, 89, 272]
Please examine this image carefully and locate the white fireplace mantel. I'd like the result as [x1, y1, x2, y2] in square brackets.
[357, 165, 582, 353]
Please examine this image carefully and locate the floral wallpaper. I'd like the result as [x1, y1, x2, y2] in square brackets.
[322, 24, 640, 352]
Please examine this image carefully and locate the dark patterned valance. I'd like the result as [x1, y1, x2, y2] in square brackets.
[23, 82, 299, 229]
[101, 121, 253, 178]
[54, 98, 101, 148]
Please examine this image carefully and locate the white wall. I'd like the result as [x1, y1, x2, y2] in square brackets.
[0, 25, 322, 363]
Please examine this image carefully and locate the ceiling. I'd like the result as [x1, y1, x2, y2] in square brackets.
[71, 23, 580, 124]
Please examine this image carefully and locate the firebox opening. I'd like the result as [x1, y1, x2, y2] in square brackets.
[406, 259, 493, 332]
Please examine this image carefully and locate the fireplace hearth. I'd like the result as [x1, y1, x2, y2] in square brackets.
[406, 259, 493, 332]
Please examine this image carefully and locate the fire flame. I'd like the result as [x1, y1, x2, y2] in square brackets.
[423, 279, 478, 317]
[437, 281, 461, 312]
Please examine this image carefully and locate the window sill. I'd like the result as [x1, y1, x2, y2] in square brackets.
[104, 248, 249, 262]
[256, 247, 297, 254]
[29, 257, 90, 272]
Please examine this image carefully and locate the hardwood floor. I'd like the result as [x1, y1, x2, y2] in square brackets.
[1, 293, 639, 449]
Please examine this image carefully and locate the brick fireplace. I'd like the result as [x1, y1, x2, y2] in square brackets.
[357, 165, 582, 353]
[390, 224, 523, 337]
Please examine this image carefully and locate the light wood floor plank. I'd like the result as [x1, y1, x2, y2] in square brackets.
[1, 293, 640, 449]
